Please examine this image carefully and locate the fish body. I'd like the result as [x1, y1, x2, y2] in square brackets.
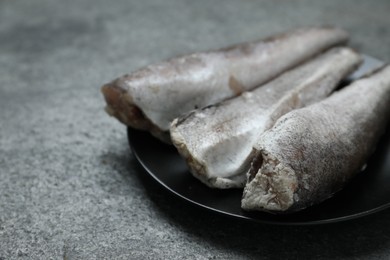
[241, 66, 390, 212]
[171, 48, 361, 188]
[101, 27, 348, 142]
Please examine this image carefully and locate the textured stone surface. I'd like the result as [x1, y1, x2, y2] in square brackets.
[0, 0, 390, 259]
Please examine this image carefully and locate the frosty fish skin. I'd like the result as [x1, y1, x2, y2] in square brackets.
[241, 66, 390, 213]
[170, 48, 361, 189]
[101, 27, 348, 142]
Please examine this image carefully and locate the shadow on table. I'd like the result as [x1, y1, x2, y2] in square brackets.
[130, 155, 390, 259]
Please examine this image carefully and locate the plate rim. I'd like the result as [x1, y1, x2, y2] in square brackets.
[128, 128, 390, 226]
[127, 54, 390, 225]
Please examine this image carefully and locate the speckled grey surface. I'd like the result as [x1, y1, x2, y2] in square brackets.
[1, 0, 390, 259]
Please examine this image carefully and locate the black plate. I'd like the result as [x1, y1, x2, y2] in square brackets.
[128, 56, 390, 225]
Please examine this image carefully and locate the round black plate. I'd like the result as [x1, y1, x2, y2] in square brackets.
[128, 56, 390, 225]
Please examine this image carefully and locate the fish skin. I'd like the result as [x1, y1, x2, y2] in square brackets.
[241, 66, 390, 213]
[101, 27, 349, 142]
[170, 47, 362, 189]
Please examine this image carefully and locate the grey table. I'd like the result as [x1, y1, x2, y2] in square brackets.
[1, 0, 390, 259]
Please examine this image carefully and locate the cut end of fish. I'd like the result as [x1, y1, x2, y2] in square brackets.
[101, 83, 140, 126]
[101, 82, 171, 143]
[171, 118, 247, 189]
[241, 149, 298, 212]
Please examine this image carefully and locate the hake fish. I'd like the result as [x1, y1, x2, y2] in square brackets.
[241, 66, 390, 213]
[101, 27, 348, 142]
[170, 47, 361, 189]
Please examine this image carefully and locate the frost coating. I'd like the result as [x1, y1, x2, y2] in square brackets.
[171, 47, 361, 188]
[102, 27, 349, 141]
[242, 151, 297, 211]
[242, 65, 390, 213]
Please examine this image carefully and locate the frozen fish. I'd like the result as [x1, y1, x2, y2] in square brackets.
[102, 27, 348, 142]
[171, 47, 361, 188]
[241, 66, 390, 212]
